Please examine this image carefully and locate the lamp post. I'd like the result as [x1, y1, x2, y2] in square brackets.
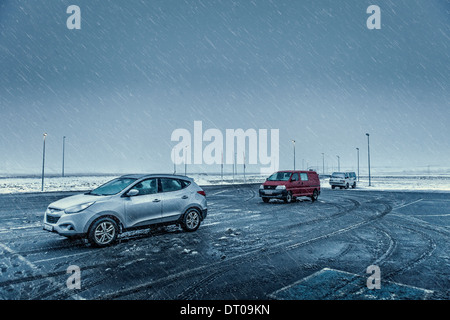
[366, 133, 371, 186]
[41, 133, 47, 192]
[356, 147, 360, 182]
[291, 140, 296, 170]
[233, 152, 236, 183]
[184, 146, 187, 176]
[172, 148, 176, 174]
[62, 136, 66, 177]
[321, 153, 325, 176]
[243, 151, 246, 183]
[336, 155, 340, 171]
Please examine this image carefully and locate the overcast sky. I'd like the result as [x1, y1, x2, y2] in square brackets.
[0, 0, 449, 175]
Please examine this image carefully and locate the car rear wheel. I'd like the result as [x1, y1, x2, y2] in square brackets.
[345, 183, 349, 189]
[88, 217, 118, 247]
[181, 208, 201, 232]
[311, 189, 319, 202]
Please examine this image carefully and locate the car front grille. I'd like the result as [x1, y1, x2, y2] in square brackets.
[264, 185, 277, 190]
[46, 215, 60, 224]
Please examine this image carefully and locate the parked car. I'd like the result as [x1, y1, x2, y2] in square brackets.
[43, 174, 207, 247]
[329, 172, 357, 189]
[259, 170, 320, 203]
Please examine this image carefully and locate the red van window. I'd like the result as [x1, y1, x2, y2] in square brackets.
[300, 173, 308, 181]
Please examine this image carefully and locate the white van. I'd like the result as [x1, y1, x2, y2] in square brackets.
[329, 172, 357, 189]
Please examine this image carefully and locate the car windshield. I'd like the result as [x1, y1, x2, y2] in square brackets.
[267, 172, 292, 181]
[332, 173, 345, 178]
[88, 178, 137, 196]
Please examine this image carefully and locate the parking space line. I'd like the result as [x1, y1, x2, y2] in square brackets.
[393, 199, 423, 210]
[209, 190, 229, 196]
[0, 223, 42, 234]
[32, 251, 92, 264]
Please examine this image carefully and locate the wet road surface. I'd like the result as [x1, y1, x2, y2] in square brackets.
[0, 184, 449, 300]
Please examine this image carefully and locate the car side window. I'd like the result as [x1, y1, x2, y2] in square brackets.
[291, 173, 299, 181]
[160, 178, 183, 193]
[180, 180, 191, 189]
[300, 173, 308, 181]
[134, 178, 158, 195]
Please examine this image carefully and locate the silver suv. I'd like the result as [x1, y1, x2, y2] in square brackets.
[43, 174, 207, 247]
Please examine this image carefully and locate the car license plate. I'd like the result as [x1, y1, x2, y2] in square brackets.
[265, 190, 273, 195]
[44, 223, 53, 231]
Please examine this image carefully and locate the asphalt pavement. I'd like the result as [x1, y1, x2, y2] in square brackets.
[0, 184, 449, 300]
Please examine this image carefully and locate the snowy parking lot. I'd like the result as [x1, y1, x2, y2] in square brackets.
[1, 0, 448, 314]
[0, 182, 449, 301]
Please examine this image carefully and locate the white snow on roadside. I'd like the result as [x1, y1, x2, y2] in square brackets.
[0, 174, 449, 194]
[0, 176, 117, 194]
[350, 176, 450, 192]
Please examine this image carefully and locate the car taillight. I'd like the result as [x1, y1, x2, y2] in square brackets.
[197, 190, 206, 197]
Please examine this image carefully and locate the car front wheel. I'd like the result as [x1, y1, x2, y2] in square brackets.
[284, 191, 293, 203]
[88, 217, 119, 247]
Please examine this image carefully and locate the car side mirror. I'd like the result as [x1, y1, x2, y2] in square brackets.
[126, 189, 139, 197]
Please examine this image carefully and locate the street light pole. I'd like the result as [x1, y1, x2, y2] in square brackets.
[356, 147, 360, 182]
[173, 148, 176, 174]
[41, 133, 47, 192]
[184, 146, 187, 176]
[321, 153, 325, 176]
[366, 133, 371, 186]
[232, 152, 235, 183]
[243, 151, 246, 183]
[336, 155, 340, 171]
[221, 151, 223, 183]
[291, 140, 296, 170]
[62, 136, 66, 177]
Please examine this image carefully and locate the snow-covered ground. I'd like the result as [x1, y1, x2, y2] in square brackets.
[351, 176, 450, 192]
[0, 175, 117, 194]
[0, 174, 450, 194]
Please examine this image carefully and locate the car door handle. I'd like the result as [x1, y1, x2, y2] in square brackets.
[152, 199, 161, 202]
[181, 195, 189, 199]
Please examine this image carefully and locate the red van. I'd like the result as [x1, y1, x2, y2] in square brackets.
[259, 170, 321, 203]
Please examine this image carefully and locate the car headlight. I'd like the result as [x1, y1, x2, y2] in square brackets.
[259, 184, 264, 189]
[275, 185, 286, 190]
[64, 202, 95, 214]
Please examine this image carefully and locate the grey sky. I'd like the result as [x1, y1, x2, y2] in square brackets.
[0, 0, 449, 175]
